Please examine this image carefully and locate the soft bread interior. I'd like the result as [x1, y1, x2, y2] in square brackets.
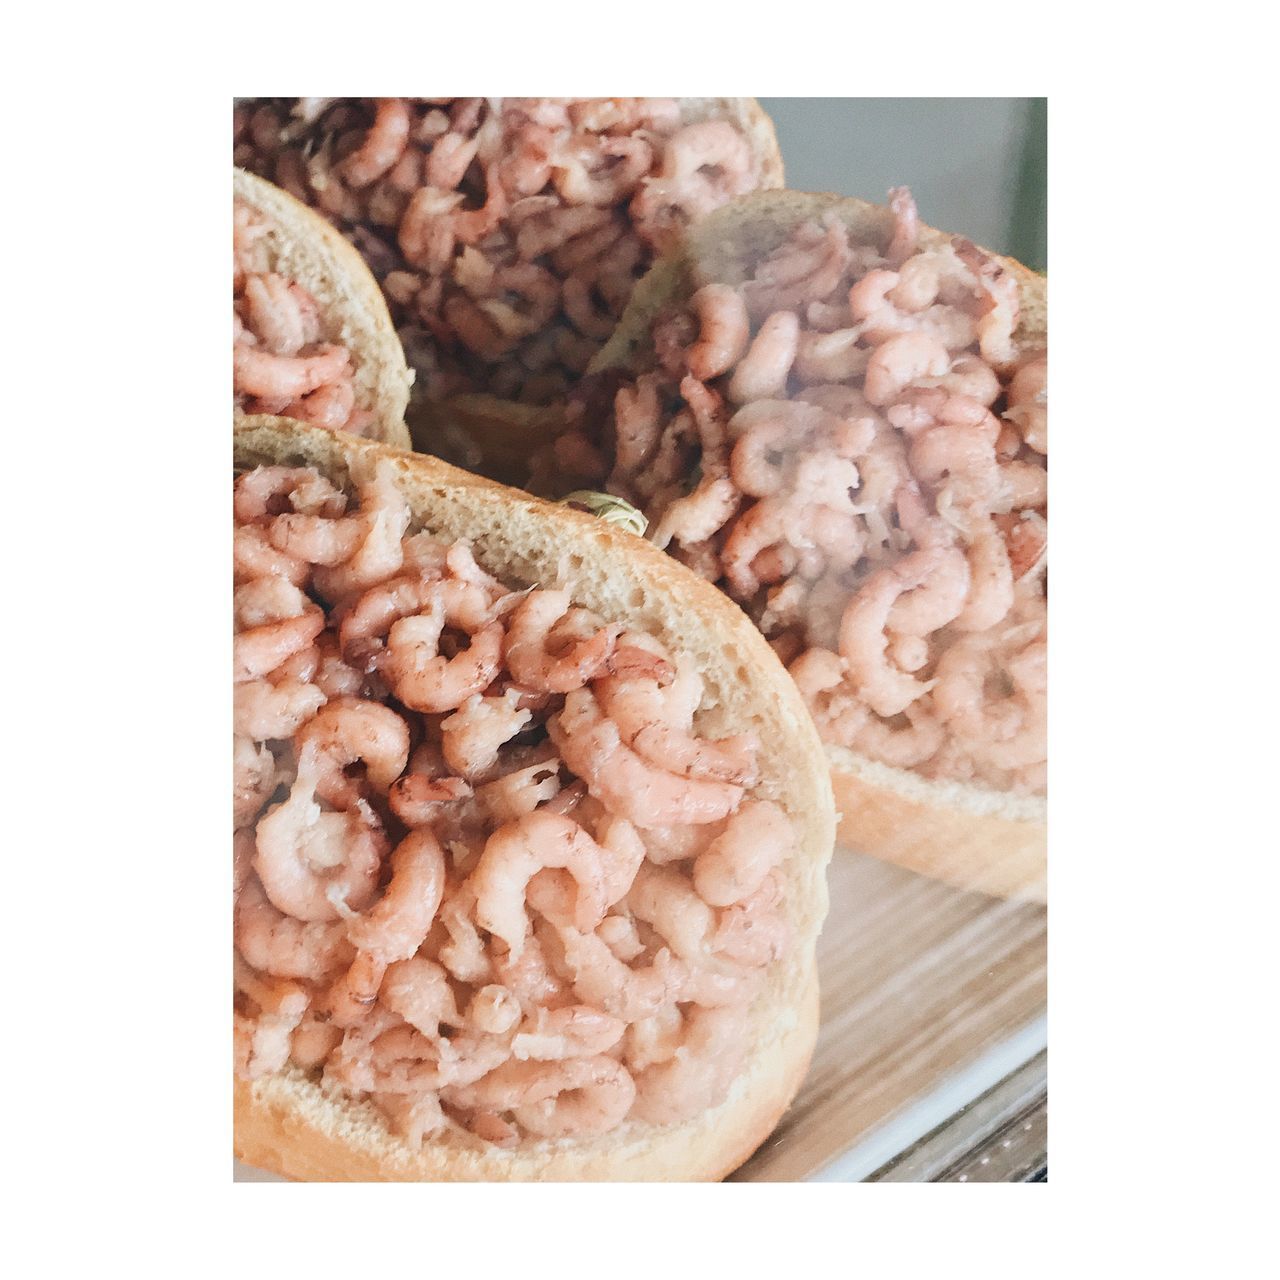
[234, 169, 413, 449]
[234, 417, 834, 1180]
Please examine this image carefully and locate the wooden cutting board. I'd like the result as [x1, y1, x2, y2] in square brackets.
[731, 848, 1047, 1181]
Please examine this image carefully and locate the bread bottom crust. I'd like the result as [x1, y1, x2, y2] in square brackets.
[234, 967, 819, 1182]
[832, 767, 1046, 902]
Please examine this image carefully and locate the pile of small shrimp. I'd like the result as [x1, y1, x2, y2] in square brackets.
[234, 199, 371, 434]
[542, 189, 1048, 794]
[234, 459, 795, 1147]
[234, 98, 761, 411]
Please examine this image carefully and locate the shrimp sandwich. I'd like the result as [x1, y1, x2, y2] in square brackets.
[233, 417, 833, 1180]
[233, 99, 783, 478]
[234, 168, 413, 446]
[538, 189, 1047, 901]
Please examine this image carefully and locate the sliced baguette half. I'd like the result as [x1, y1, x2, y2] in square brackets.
[233, 416, 834, 1180]
[234, 168, 413, 448]
[588, 190, 1047, 903]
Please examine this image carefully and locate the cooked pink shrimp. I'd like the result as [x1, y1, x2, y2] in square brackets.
[234, 466, 346, 525]
[714, 871, 789, 968]
[623, 1002, 685, 1071]
[511, 1005, 626, 1061]
[686, 283, 751, 380]
[253, 769, 387, 922]
[885, 186, 920, 267]
[475, 757, 563, 824]
[339, 573, 454, 665]
[952, 517, 1015, 632]
[381, 956, 462, 1038]
[552, 133, 653, 206]
[441, 689, 532, 780]
[292, 697, 410, 810]
[233, 594, 324, 683]
[325, 951, 388, 1029]
[241, 274, 323, 356]
[468, 811, 610, 957]
[692, 799, 794, 908]
[374, 1091, 448, 1146]
[233, 735, 278, 826]
[340, 98, 412, 188]
[794, 326, 871, 384]
[864, 331, 951, 406]
[556, 924, 682, 1022]
[630, 1006, 746, 1126]
[234, 676, 326, 741]
[741, 219, 852, 314]
[281, 377, 357, 432]
[909, 422, 1003, 513]
[235, 875, 352, 981]
[383, 603, 504, 715]
[851, 702, 946, 768]
[885, 543, 970, 635]
[345, 828, 447, 966]
[388, 773, 474, 828]
[233, 526, 309, 586]
[626, 863, 715, 959]
[998, 511, 1048, 582]
[549, 687, 744, 828]
[504, 588, 619, 694]
[838, 549, 947, 717]
[998, 460, 1048, 511]
[233, 343, 350, 402]
[234, 968, 309, 1080]
[290, 1013, 343, 1071]
[448, 1055, 636, 1139]
[467, 984, 523, 1036]
[1005, 355, 1048, 454]
[593, 672, 759, 786]
[426, 129, 482, 190]
[311, 459, 412, 599]
[727, 311, 800, 404]
[933, 631, 1044, 752]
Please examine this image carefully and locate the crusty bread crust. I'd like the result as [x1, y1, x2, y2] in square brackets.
[233, 417, 833, 1180]
[234, 169, 413, 448]
[587, 190, 1047, 902]
[407, 98, 785, 471]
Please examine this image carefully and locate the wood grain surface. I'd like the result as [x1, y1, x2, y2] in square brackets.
[732, 848, 1047, 1181]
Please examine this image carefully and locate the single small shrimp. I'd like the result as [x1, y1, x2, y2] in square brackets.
[548, 687, 744, 828]
[626, 863, 715, 960]
[235, 875, 353, 981]
[953, 516, 1016, 632]
[474, 757, 562, 825]
[440, 688, 532, 781]
[555, 924, 683, 1022]
[933, 632, 1045, 757]
[374, 1091, 448, 1146]
[1004, 354, 1048, 455]
[325, 951, 388, 1029]
[347, 828, 448, 965]
[233, 466, 346, 525]
[692, 799, 794, 907]
[382, 597, 505, 714]
[448, 1055, 636, 1139]
[232, 596, 324, 683]
[311, 459, 412, 600]
[624, 1002, 684, 1071]
[713, 871, 790, 968]
[381, 956, 462, 1038]
[339, 573, 456, 667]
[233, 735, 278, 827]
[838, 548, 944, 717]
[885, 186, 920, 267]
[467, 984, 523, 1036]
[233, 526, 308, 587]
[885, 543, 970, 636]
[686, 283, 751, 381]
[648, 473, 740, 552]
[468, 811, 610, 957]
[234, 969, 309, 1081]
[793, 326, 870, 384]
[593, 672, 759, 786]
[504, 588, 619, 694]
[511, 1005, 627, 1061]
[850, 702, 946, 769]
[864, 331, 951, 406]
[240, 274, 323, 357]
[727, 311, 800, 404]
[552, 134, 653, 206]
[234, 677, 327, 742]
[997, 511, 1048, 582]
[630, 1006, 746, 1126]
[340, 98, 412, 189]
[437, 887, 493, 986]
[253, 770, 386, 922]
[909, 422, 1003, 514]
[290, 1013, 343, 1071]
[233, 343, 350, 403]
[292, 697, 410, 810]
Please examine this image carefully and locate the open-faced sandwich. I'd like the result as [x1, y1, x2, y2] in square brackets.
[233, 99, 782, 474]
[233, 418, 833, 1180]
[535, 189, 1047, 900]
[234, 168, 413, 446]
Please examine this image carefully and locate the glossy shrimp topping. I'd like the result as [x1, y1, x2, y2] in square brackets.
[233, 461, 798, 1146]
[233, 199, 370, 435]
[544, 187, 1047, 794]
[235, 99, 768, 431]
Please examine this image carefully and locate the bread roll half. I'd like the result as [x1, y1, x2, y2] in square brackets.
[233, 417, 833, 1180]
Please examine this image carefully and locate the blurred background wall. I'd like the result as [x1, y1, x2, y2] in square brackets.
[757, 98, 1046, 271]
